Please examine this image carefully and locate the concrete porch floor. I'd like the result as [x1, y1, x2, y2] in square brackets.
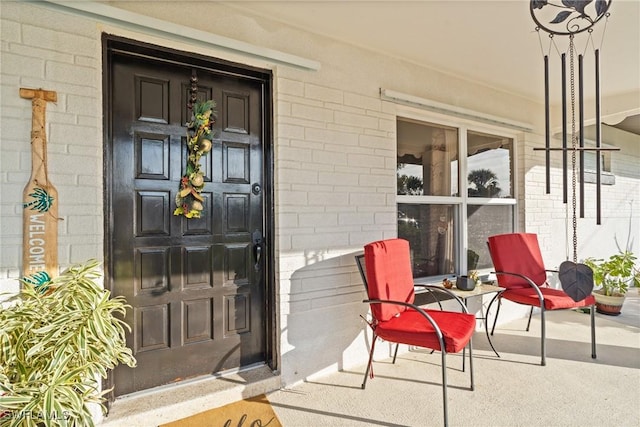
[269, 288, 640, 427]
[102, 288, 640, 426]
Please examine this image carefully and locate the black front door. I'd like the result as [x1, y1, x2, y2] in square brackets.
[105, 39, 272, 396]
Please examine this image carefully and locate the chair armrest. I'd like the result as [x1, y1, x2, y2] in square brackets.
[491, 270, 545, 307]
[413, 284, 470, 314]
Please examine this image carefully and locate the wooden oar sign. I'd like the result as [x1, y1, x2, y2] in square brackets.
[20, 88, 59, 284]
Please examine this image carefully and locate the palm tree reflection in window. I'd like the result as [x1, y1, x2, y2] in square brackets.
[467, 169, 502, 197]
[397, 164, 424, 195]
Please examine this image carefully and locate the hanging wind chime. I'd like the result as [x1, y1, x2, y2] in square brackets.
[174, 71, 216, 219]
[530, 0, 619, 301]
[530, 0, 619, 260]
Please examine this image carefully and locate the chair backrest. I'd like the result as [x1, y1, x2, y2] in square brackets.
[487, 233, 547, 289]
[355, 254, 368, 291]
[363, 238, 415, 321]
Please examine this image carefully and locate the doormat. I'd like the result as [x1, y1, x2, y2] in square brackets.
[159, 394, 282, 427]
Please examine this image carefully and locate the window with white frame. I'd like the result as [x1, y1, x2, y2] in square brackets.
[397, 117, 516, 278]
[582, 140, 615, 185]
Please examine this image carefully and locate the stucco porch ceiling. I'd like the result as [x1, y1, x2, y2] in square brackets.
[226, 0, 640, 135]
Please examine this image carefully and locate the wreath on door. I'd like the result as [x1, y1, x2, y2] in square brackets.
[174, 100, 216, 218]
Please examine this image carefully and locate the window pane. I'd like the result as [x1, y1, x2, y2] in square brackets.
[467, 131, 513, 198]
[584, 151, 605, 171]
[467, 205, 514, 270]
[398, 203, 456, 277]
[397, 119, 459, 196]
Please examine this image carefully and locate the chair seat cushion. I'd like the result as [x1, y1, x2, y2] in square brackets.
[375, 308, 476, 353]
[503, 287, 596, 309]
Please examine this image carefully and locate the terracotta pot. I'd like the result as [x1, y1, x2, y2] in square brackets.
[593, 290, 625, 316]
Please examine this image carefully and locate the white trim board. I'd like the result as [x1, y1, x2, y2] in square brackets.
[36, 0, 321, 71]
[381, 88, 533, 132]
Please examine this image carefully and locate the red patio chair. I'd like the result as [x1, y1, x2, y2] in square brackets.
[487, 233, 596, 366]
[357, 238, 476, 427]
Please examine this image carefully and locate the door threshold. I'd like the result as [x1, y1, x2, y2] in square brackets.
[99, 364, 281, 426]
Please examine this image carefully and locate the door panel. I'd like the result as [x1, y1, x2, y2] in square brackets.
[107, 49, 267, 396]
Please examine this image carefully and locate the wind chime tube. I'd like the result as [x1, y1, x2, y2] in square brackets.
[595, 49, 602, 225]
[544, 55, 551, 194]
[578, 54, 585, 218]
[561, 53, 568, 204]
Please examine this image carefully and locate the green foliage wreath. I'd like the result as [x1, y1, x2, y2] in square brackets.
[174, 100, 216, 218]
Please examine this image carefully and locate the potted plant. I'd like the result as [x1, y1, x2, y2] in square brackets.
[584, 251, 640, 315]
[453, 270, 480, 291]
[0, 259, 136, 427]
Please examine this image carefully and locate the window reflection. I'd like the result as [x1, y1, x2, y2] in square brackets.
[467, 131, 513, 198]
[397, 119, 459, 196]
[398, 203, 456, 277]
[467, 205, 513, 269]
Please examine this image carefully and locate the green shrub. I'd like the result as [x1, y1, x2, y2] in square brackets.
[0, 260, 136, 427]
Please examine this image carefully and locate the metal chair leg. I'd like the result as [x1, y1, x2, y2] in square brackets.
[483, 293, 502, 359]
[526, 306, 534, 332]
[362, 335, 378, 389]
[440, 342, 473, 427]
[591, 303, 597, 359]
[468, 337, 474, 391]
[392, 343, 400, 364]
[482, 293, 501, 358]
[540, 306, 546, 366]
[491, 298, 502, 336]
[440, 350, 449, 427]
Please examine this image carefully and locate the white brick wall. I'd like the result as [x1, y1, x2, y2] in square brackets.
[273, 77, 399, 383]
[1, 3, 103, 294]
[522, 130, 640, 265]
